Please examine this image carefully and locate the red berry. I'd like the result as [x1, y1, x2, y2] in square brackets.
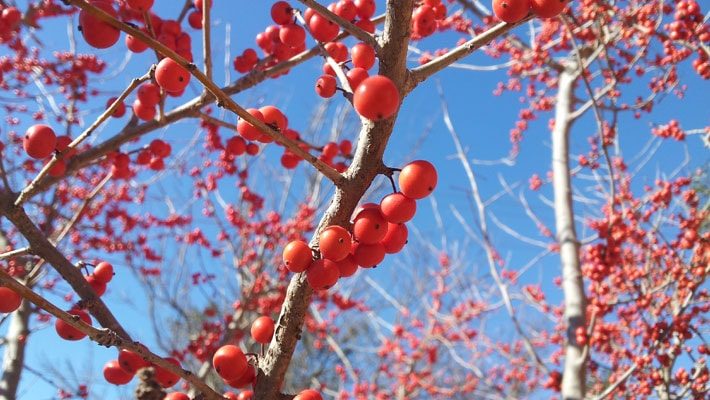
[85, 274, 107, 297]
[213, 345, 248, 381]
[295, 389, 323, 400]
[353, 75, 400, 120]
[308, 14, 340, 42]
[126, 33, 149, 53]
[315, 75, 337, 98]
[194, 0, 212, 11]
[354, 0, 376, 18]
[306, 259, 340, 289]
[336, 255, 358, 278]
[283, 240, 313, 273]
[79, 1, 120, 49]
[381, 223, 408, 253]
[103, 360, 133, 385]
[325, 42, 349, 62]
[23, 124, 57, 159]
[138, 83, 161, 106]
[318, 225, 352, 262]
[355, 18, 375, 33]
[412, 5, 437, 37]
[352, 242, 386, 267]
[279, 23, 305, 48]
[55, 135, 76, 158]
[93, 261, 114, 283]
[118, 349, 149, 374]
[335, 1, 358, 21]
[237, 109, 265, 140]
[47, 159, 67, 178]
[529, 0, 567, 18]
[351, 42, 376, 70]
[1, 7, 21, 30]
[155, 58, 190, 93]
[398, 160, 437, 199]
[259, 105, 287, 132]
[251, 316, 275, 344]
[126, 0, 154, 12]
[353, 207, 388, 244]
[225, 366, 256, 389]
[246, 143, 259, 155]
[237, 391, 254, 400]
[271, 1, 294, 25]
[226, 136, 247, 155]
[493, 0, 531, 23]
[55, 309, 91, 341]
[380, 193, 416, 223]
[188, 10, 203, 29]
[154, 357, 181, 388]
[0, 287, 22, 313]
[107, 97, 126, 118]
[281, 152, 300, 169]
[133, 99, 156, 122]
[347, 67, 369, 90]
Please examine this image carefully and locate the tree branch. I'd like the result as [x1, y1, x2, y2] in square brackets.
[296, 0, 378, 49]
[406, 15, 533, 93]
[0, 269, 224, 400]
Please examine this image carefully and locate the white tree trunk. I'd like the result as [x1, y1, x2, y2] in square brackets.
[552, 68, 587, 400]
[0, 300, 31, 400]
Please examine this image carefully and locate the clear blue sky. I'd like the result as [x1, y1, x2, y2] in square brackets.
[1, 1, 708, 399]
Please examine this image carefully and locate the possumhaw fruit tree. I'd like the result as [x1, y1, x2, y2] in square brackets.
[0, 1, 708, 400]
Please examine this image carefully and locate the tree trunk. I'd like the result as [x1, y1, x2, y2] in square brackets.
[552, 68, 587, 400]
[0, 300, 31, 400]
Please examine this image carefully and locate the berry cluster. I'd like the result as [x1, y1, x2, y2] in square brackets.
[411, 0, 448, 39]
[492, 0, 567, 24]
[103, 351, 182, 388]
[282, 160, 437, 290]
[0, 5, 21, 42]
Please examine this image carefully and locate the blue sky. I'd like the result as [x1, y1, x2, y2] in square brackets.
[1, 0, 708, 399]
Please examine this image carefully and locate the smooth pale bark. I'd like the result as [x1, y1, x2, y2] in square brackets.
[552, 68, 587, 400]
[0, 300, 31, 400]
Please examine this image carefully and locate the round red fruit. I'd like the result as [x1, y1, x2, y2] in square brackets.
[118, 349, 149, 374]
[79, 1, 120, 49]
[354, 0, 376, 18]
[308, 14, 340, 42]
[55, 309, 91, 341]
[107, 97, 126, 117]
[318, 225, 352, 261]
[0, 287, 22, 313]
[493, 0, 531, 23]
[251, 316, 275, 344]
[315, 75, 337, 98]
[380, 193, 416, 223]
[295, 389, 323, 400]
[353, 76, 400, 120]
[346, 67, 369, 90]
[353, 207, 388, 244]
[237, 109, 265, 140]
[24, 124, 57, 159]
[530, 0, 567, 19]
[381, 223, 408, 253]
[155, 58, 190, 93]
[213, 345, 248, 381]
[271, 1, 294, 25]
[306, 259, 340, 290]
[154, 357, 181, 388]
[103, 359, 133, 385]
[336, 255, 358, 278]
[352, 242, 386, 268]
[351, 42, 376, 70]
[282, 240, 313, 273]
[93, 261, 114, 283]
[398, 160, 437, 199]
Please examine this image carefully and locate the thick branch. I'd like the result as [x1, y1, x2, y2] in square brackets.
[552, 68, 587, 400]
[253, 1, 416, 399]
